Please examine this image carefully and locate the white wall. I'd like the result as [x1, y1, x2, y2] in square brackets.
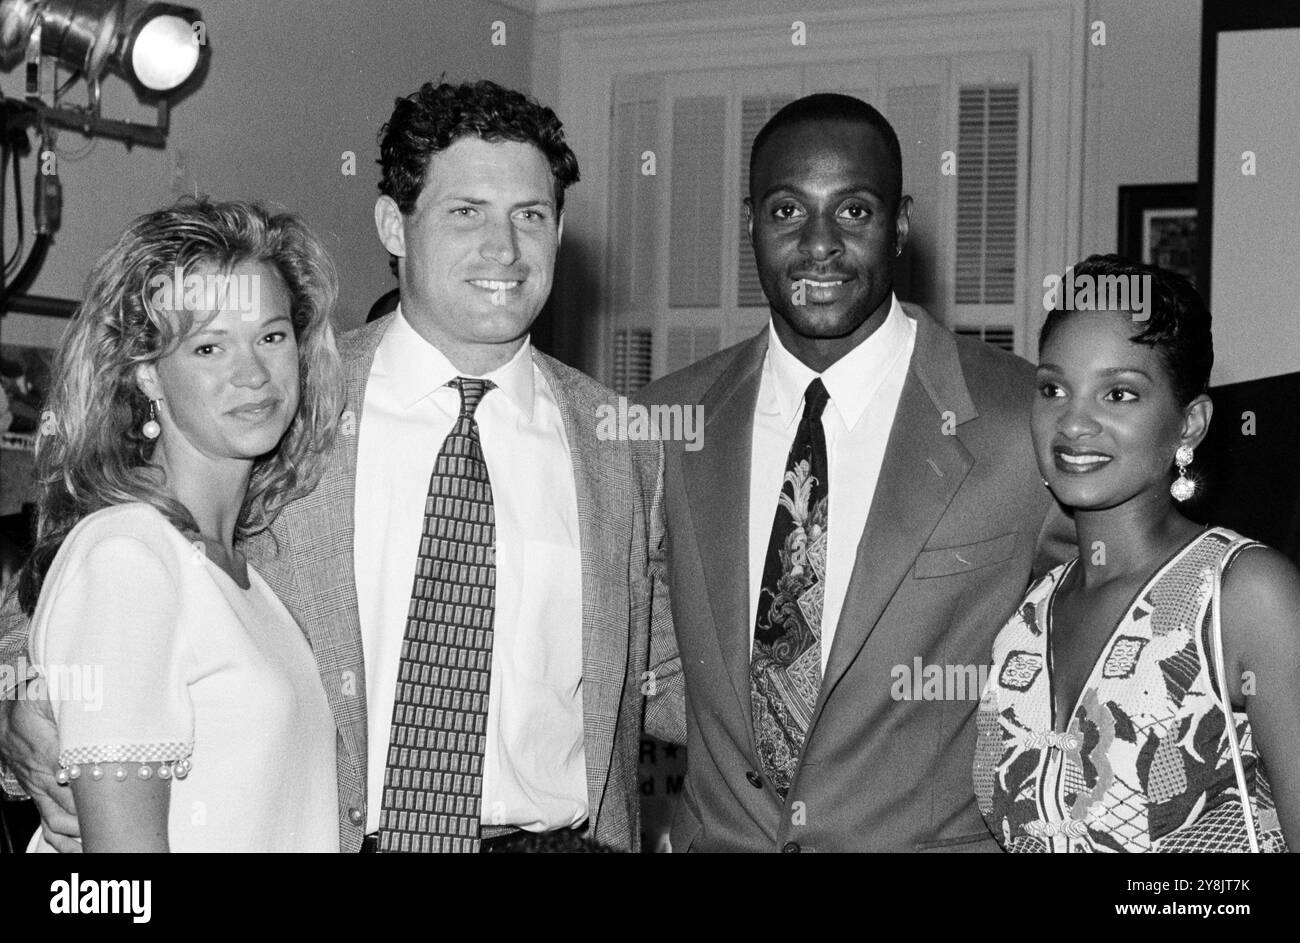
[1079, 0, 1202, 256]
[1210, 27, 1300, 386]
[0, 0, 534, 350]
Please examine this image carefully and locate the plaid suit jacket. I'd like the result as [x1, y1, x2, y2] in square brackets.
[245, 313, 683, 852]
[0, 314, 684, 851]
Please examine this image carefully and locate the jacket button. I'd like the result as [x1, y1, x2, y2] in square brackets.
[347, 807, 363, 825]
[782, 841, 801, 853]
[745, 771, 763, 789]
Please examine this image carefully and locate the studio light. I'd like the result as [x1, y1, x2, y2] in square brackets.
[117, 1, 203, 93]
[7, 0, 122, 81]
[0, 0, 207, 147]
[0, 0, 207, 314]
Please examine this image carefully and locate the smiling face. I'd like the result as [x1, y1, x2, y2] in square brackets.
[138, 260, 300, 468]
[375, 136, 560, 371]
[1033, 310, 1210, 511]
[747, 118, 910, 368]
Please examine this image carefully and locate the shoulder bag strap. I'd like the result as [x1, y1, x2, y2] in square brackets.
[1209, 536, 1261, 853]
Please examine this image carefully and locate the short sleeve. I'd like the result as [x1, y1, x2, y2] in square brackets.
[29, 529, 194, 768]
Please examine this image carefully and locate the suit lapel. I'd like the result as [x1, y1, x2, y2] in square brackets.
[681, 333, 767, 753]
[534, 352, 626, 825]
[294, 316, 391, 781]
[814, 306, 975, 716]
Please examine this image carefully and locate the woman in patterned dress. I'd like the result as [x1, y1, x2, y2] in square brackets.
[974, 255, 1298, 852]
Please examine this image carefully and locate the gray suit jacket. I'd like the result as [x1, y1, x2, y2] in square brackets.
[247, 313, 682, 851]
[638, 303, 1067, 852]
[1, 313, 682, 853]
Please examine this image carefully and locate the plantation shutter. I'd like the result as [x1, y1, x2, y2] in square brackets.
[669, 96, 726, 308]
[737, 94, 795, 307]
[955, 84, 1020, 305]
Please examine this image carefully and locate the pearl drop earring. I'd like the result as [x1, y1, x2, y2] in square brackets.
[142, 399, 162, 440]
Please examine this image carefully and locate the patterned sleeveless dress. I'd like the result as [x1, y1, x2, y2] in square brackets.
[973, 528, 1288, 852]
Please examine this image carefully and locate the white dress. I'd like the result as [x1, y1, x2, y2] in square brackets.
[26, 503, 337, 852]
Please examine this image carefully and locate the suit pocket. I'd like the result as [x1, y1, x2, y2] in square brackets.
[913, 533, 1018, 579]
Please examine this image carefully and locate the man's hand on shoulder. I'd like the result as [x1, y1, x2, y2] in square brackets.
[0, 690, 82, 852]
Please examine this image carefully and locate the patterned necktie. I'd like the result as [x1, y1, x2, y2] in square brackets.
[751, 378, 830, 798]
[379, 377, 496, 853]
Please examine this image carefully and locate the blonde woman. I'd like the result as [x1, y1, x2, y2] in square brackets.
[13, 199, 343, 851]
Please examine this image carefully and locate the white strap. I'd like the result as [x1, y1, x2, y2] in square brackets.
[1209, 538, 1260, 853]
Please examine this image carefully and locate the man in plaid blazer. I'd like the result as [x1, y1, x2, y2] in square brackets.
[0, 80, 682, 852]
[244, 313, 682, 852]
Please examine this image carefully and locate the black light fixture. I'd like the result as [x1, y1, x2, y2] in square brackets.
[115, 1, 204, 94]
[0, 0, 207, 313]
[0, 0, 207, 147]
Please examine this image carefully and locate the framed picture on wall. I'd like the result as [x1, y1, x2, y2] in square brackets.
[1118, 183, 1198, 286]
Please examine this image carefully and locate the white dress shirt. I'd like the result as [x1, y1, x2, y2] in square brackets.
[354, 308, 587, 834]
[748, 295, 916, 670]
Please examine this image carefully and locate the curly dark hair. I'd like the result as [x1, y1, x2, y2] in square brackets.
[1039, 253, 1214, 407]
[378, 79, 580, 215]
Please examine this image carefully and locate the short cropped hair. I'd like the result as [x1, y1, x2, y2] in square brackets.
[749, 93, 904, 208]
[378, 79, 580, 214]
[1039, 253, 1214, 407]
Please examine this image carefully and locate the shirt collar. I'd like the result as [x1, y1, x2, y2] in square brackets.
[762, 293, 912, 431]
[377, 304, 536, 420]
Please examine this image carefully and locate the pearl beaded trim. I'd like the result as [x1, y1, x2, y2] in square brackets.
[54, 742, 193, 786]
[56, 757, 192, 786]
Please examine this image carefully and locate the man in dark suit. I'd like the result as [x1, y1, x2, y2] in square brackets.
[640, 93, 1066, 852]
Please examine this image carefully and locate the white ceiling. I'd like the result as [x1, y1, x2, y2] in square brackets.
[494, 0, 664, 14]
[502, 0, 925, 17]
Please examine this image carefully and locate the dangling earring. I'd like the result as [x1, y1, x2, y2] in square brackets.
[142, 399, 162, 440]
[1170, 444, 1195, 501]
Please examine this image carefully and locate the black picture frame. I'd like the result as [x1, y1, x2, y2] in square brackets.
[1117, 183, 1198, 285]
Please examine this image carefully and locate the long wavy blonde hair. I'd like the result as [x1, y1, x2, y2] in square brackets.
[16, 198, 344, 613]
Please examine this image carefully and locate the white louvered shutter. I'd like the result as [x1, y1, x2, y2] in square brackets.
[650, 92, 729, 376]
[608, 78, 663, 392]
[609, 95, 660, 314]
[666, 326, 722, 374]
[953, 325, 1016, 352]
[955, 84, 1020, 306]
[737, 94, 795, 307]
[949, 79, 1025, 353]
[670, 97, 726, 308]
[612, 328, 654, 394]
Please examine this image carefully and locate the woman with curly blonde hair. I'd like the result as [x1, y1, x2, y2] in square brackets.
[16, 198, 343, 852]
